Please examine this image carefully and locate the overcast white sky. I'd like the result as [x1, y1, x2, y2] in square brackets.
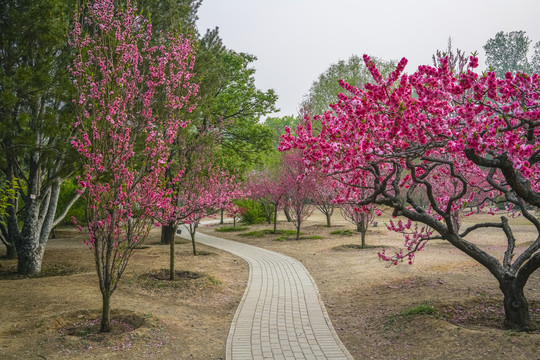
[196, 0, 540, 118]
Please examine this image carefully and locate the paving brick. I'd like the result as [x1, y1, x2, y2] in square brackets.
[180, 224, 353, 360]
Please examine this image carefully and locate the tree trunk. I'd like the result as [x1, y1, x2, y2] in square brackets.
[295, 226, 300, 240]
[325, 212, 332, 227]
[266, 205, 272, 225]
[15, 178, 61, 275]
[220, 208, 224, 225]
[100, 290, 111, 332]
[160, 223, 176, 245]
[169, 232, 175, 280]
[17, 244, 45, 274]
[233, 217, 236, 228]
[500, 278, 536, 330]
[273, 205, 278, 234]
[284, 207, 292, 222]
[191, 231, 197, 256]
[358, 221, 367, 248]
[5, 243, 17, 259]
[189, 223, 198, 256]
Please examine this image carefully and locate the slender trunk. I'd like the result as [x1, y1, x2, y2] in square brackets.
[169, 232, 175, 280]
[325, 212, 332, 227]
[358, 221, 367, 248]
[100, 290, 111, 332]
[284, 207, 292, 222]
[296, 225, 300, 240]
[273, 205, 278, 234]
[266, 206, 272, 225]
[5, 197, 19, 260]
[233, 217, 236, 228]
[189, 223, 198, 256]
[220, 209, 224, 225]
[160, 223, 176, 245]
[500, 278, 536, 330]
[191, 231, 197, 256]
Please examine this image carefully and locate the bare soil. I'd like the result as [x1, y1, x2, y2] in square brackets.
[1, 210, 540, 359]
[0, 228, 248, 359]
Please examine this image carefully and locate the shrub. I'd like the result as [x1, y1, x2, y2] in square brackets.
[235, 199, 268, 224]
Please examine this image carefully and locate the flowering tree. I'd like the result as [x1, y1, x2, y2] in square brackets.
[312, 173, 337, 227]
[69, 0, 196, 332]
[227, 202, 247, 228]
[281, 151, 315, 240]
[281, 54, 540, 330]
[340, 204, 375, 249]
[246, 169, 275, 226]
[246, 167, 287, 233]
[170, 162, 243, 258]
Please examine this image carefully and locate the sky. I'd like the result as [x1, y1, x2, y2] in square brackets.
[196, 0, 540, 118]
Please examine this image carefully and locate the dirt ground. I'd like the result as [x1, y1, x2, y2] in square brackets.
[1, 209, 540, 359]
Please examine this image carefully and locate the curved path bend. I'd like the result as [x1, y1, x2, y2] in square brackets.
[180, 228, 353, 360]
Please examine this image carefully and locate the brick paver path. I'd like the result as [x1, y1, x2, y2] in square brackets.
[181, 228, 353, 360]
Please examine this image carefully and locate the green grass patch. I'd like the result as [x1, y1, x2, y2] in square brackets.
[384, 303, 437, 330]
[215, 225, 249, 232]
[301, 235, 324, 240]
[239, 229, 273, 237]
[273, 234, 323, 242]
[400, 304, 436, 317]
[330, 229, 355, 236]
[239, 229, 300, 237]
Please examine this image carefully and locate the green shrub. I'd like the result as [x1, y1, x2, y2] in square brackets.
[235, 199, 268, 224]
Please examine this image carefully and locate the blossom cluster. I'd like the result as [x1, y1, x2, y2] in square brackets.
[280, 53, 540, 264]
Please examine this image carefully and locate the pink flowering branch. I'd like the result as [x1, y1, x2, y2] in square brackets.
[280, 53, 540, 330]
[69, 0, 197, 332]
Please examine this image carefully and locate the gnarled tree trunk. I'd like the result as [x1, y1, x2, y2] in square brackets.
[499, 277, 535, 330]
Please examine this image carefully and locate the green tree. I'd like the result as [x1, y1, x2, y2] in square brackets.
[263, 115, 299, 148]
[136, 0, 202, 34]
[0, 0, 80, 271]
[531, 41, 540, 74]
[300, 54, 395, 115]
[159, 27, 277, 244]
[196, 28, 277, 173]
[483, 30, 532, 78]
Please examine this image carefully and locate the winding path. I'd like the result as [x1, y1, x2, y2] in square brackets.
[179, 227, 353, 360]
